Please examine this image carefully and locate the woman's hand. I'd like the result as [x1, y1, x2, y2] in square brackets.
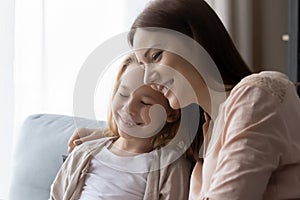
[68, 128, 103, 153]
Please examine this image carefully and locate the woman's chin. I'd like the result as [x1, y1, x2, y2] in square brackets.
[169, 95, 196, 110]
[168, 95, 181, 109]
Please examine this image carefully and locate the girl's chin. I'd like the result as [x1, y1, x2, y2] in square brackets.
[118, 129, 132, 139]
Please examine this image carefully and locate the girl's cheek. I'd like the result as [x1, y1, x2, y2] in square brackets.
[141, 108, 151, 124]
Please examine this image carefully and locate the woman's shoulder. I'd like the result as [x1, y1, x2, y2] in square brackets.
[231, 71, 292, 103]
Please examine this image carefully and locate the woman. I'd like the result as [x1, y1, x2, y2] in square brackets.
[128, 0, 300, 199]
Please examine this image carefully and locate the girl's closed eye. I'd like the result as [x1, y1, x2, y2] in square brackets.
[140, 96, 155, 106]
[119, 92, 129, 98]
[141, 100, 152, 106]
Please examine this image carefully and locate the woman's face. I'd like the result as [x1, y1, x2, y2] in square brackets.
[133, 29, 209, 110]
[112, 64, 178, 139]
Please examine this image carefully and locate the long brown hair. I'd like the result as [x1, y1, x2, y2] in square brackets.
[128, 0, 252, 85]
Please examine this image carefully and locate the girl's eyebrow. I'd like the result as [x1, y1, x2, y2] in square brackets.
[119, 85, 129, 90]
[141, 95, 158, 103]
[143, 94, 154, 99]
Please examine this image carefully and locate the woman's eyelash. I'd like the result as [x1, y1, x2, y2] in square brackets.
[152, 51, 162, 61]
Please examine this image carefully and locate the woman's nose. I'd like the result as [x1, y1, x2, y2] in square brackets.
[144, 65, 159, 84]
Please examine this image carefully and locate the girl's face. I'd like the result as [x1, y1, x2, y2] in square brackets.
[133, 29, 209, 111]
[112, 64, 178, 139]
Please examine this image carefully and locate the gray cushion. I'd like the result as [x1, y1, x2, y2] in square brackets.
[8, 114, 107, 200]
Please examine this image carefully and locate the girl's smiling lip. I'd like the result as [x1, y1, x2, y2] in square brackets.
[117, 112, 143, 128]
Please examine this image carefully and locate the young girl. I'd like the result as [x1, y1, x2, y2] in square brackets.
[50, 55, 192, 200]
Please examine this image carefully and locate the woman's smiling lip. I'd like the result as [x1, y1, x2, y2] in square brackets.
[150, 84, 169, 96]
[150, 79, 173, 97]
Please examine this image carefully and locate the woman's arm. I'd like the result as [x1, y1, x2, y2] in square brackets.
[204, 85, 285, 200]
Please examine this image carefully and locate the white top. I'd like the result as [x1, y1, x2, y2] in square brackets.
[79, 141, 153, 200]
[199, 71, 300, 199]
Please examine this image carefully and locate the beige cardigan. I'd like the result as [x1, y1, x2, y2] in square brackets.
[50, 137, 191, 200]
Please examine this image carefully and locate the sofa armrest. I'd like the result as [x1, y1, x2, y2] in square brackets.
[8, 114, 106, 200]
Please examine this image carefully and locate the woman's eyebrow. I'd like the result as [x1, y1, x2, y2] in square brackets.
[143, 45, 161, 58]
[144, 48, 153, 58]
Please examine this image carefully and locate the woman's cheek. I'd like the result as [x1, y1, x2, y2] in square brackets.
[164, 90, 181, 109]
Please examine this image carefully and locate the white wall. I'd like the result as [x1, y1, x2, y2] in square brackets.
[252, 0, 288, 73]
[207, 0, 288, 73]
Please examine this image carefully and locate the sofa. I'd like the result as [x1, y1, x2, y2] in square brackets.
[8, 114, 107, 200]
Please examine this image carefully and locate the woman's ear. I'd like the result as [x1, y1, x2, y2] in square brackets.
[166, 109, 180, 123]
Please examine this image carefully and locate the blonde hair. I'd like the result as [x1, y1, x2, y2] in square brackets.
[103, 54, 180, 149]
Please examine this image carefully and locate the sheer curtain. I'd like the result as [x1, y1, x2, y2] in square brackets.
[0, 0, 15, 198]
[14, 0, 150, 124]
[1, 0, 150, 199]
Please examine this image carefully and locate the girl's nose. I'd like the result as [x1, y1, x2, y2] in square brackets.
[123, 99, 137, 117]
[143, 65, 159, 84]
